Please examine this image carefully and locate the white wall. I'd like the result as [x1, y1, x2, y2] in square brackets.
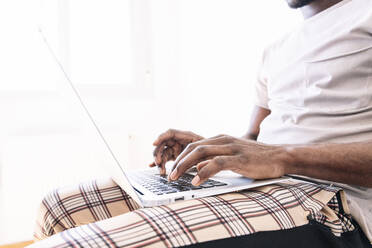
[0, 1, 113, 243]
[0, 0, 301, 244]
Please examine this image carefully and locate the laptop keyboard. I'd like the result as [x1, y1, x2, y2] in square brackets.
[130, 172, 227, 195]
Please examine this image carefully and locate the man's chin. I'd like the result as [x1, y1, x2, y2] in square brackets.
[286, 0, 316, 9]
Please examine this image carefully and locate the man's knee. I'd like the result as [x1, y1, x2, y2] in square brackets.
[34, 178, 136, 240]
[34, 180, 103, 240]
[34, 188, 70, 240]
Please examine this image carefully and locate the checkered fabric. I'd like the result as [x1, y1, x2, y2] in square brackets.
[34, 179, 140, 240]
[31, 178, 354, 248]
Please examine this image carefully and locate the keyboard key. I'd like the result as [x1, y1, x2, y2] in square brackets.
[190, 186, 202, 190]
[164, 190, 177, 194]
[214, 183, 227, 186]
[200, 184, 214, 188]
[133, 172, 226, 194]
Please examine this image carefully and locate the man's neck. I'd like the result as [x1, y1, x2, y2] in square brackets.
[301, 0, 344, 19]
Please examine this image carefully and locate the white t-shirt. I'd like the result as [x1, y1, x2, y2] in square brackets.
[255, 0, 372, 243]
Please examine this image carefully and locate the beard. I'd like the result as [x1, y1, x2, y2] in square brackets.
[286, 0, 317, 8]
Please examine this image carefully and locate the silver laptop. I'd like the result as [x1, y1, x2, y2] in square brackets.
[124, 168, 288, 207]
[42, 31, 288, 208]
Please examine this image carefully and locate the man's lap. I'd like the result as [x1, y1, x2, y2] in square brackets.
[30, 178, 370, 248]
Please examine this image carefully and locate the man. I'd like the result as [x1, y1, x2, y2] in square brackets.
[31, 0, 372, 247]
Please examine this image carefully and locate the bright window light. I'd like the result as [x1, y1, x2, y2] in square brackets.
[68, 0, 133, 85]
[0, 0, 302, 244]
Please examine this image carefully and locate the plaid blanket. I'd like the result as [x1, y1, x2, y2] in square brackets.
[30, 178, 355, 248]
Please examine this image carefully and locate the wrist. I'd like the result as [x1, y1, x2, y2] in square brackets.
[278, 145, 299, 175]
[264, 145, 296, 177]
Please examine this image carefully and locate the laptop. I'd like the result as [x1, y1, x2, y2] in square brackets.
[41, 30, 288, 208]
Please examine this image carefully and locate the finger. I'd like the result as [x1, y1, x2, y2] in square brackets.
[158, 147, 173, 175]
[158, 163, 166, 175]
[153, 129, 177, 146]
[169, 144, 234, 181]
[192, 156, 233, 186]
[148, 162, 156, 167]
[154, 143, 166, 165]
[153, 129, 198, 146]
[153, 140, 175, 165]
[196, 160, 210, 171]
[169, 135, 237, 175]
[171, 143, 183, 160]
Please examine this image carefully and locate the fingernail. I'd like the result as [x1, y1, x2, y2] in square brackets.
[170, 170, 177, 180]
[191, 176, 200, 186]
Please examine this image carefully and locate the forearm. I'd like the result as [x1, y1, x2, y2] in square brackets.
[242, 133, 258, 141]
[282, 141, 372, 187]
[243, 106, 271, 141]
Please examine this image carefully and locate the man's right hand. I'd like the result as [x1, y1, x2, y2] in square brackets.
[150, 129, 204, 175]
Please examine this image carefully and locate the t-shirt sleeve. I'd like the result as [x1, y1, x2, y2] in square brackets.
[254, 49, 270, 109]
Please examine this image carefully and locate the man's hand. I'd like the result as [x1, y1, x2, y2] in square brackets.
[150, 129, 204, 175]
[168, 135, 287, 186]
